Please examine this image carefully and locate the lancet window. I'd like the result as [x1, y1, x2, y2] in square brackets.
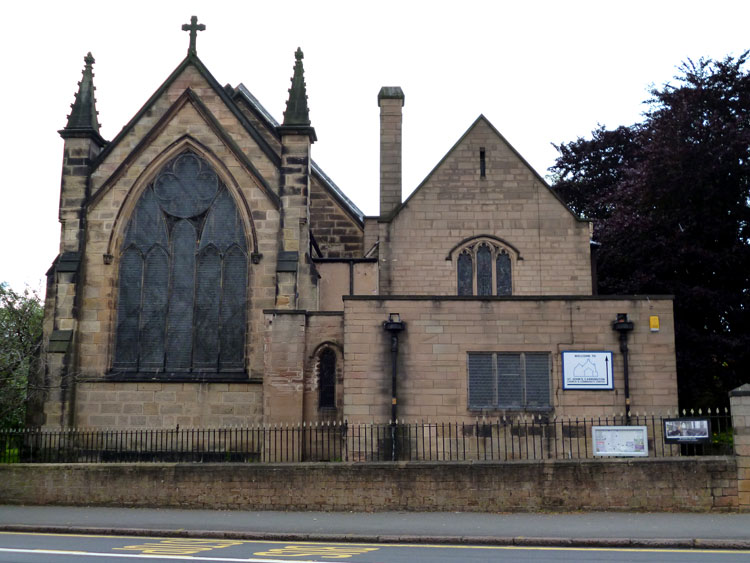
[113, 151, 247, 376]
[318, 348, 337, 410]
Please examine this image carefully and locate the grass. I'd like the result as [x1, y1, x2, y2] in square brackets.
[0, 445, 20, 463]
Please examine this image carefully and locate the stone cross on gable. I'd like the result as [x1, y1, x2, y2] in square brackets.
[182, 16, 205, 55]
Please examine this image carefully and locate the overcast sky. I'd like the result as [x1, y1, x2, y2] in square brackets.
[1, 0, 748, 293]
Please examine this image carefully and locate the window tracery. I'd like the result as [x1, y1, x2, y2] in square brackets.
[113, 151, 247, 377]
[455, 239, 513, 296]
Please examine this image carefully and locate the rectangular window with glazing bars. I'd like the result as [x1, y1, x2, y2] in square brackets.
[468, 352, 550, 410]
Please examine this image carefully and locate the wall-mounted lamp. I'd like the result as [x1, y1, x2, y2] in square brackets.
[383, 313, 405, 332]
[612, 313, 634, 333]
[383, 312, 406, 460]
[612, 313, 634, 423]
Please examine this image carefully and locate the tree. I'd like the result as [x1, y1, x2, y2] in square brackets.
[551, 53, 750, 407]
[0, 284, 43, 428]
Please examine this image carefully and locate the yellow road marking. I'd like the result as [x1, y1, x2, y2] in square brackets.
[115, 538, 246, 555]
[254, 545, 379, 558]
[0, 547, 315, 562]
[0, 530, 748, 555]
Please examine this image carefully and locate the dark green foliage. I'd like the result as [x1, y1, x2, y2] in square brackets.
[0, 284, 43, 428]
[551, 53, 750, 407]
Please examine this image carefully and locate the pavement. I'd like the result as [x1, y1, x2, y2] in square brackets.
[1, 505, 750, 550]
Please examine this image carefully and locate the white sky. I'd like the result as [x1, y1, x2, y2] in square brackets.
[1, 0, 748, 293]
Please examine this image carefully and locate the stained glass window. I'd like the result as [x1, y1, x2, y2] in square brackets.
[113, 151, 247, 376]
[476, 244, 492, 296]
[455, 241, 513, 297]
[496, 251, 512, 296]
[457, 252, 473, 296]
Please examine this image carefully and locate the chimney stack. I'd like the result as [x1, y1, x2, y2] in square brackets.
[378, 87, 404, 218]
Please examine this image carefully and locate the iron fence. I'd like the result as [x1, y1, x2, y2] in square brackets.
[0, 410, 733, 464]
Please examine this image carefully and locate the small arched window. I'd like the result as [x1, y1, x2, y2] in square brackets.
[496, 251, 512, 296]
[113, 151, 247, 376]
[318, 348, 337, 409]
[457, 251, 473, 296]
[476, 244, 492, 296]
[454, 240, 513, 296]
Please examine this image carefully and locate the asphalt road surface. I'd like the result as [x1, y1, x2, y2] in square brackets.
[1, 532, 749, 563]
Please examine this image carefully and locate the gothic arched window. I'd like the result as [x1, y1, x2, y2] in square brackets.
[113, 151, 247, 376]
[457, 251, 473, 296]
[496, 251, 512, 296]
[454, 240, 513, 296]
[476, 244, 493, 296]
[318, 348, 337, 409]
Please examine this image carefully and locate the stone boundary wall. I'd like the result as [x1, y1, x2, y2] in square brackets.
[0, 457, 737, 512]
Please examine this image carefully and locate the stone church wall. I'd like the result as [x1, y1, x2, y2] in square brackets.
[383, 119, 592, 297]
[309, 177, 364, 258]
[232, 89, 365, 259]
[342, 296, 677, 422]
[302, 313, 345, 422]
[73, 65, 283, 383]
[74, 382, 263, 428]
[41, 40, 682, 440]
[317, 261, 378, 311]
[88, 65, 281, 198]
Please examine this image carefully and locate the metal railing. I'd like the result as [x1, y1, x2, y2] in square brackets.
[0, 410, 733, 464]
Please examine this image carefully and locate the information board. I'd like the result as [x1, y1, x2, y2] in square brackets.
[592, 426, 649, 457]
[562, 351, 614, 390]
[663, 418, 711, 443]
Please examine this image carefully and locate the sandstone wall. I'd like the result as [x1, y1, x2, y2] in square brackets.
[382, 118, 592, 296]
[0, 457, 736, 512]
[343, 296, 677, 421]
[74, 382, 263, 428]
[74, 65, 282, 384]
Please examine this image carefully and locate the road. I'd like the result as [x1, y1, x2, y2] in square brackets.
[4, 506, 750, 543]
[1, 532, 749, 563]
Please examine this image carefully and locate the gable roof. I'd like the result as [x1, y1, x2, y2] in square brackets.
[387, 115, 588, 223]
[87, 50, 364, 227]
[87, 89, 282, 210]
[92, 53, 281, 171]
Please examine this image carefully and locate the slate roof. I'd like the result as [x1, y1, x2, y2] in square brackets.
[235, 84, 364, 223]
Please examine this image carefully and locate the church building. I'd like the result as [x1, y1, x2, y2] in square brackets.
[34, 18, 678, 429]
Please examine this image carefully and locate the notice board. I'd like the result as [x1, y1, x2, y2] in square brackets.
[592, 425, 649, 457]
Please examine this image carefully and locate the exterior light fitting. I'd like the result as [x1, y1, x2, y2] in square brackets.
[383, 313, 405, 332]
[612, 312, 634, 424]
[612, 313, 634, 332]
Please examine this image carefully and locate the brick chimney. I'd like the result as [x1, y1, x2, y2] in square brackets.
[378, 87, 404, 218]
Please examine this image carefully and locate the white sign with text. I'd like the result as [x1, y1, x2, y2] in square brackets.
[562, 351, 614, 390]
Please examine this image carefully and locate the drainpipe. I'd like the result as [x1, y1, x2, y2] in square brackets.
[612, 313, 634, 424]
[383, 313, 405, 460]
